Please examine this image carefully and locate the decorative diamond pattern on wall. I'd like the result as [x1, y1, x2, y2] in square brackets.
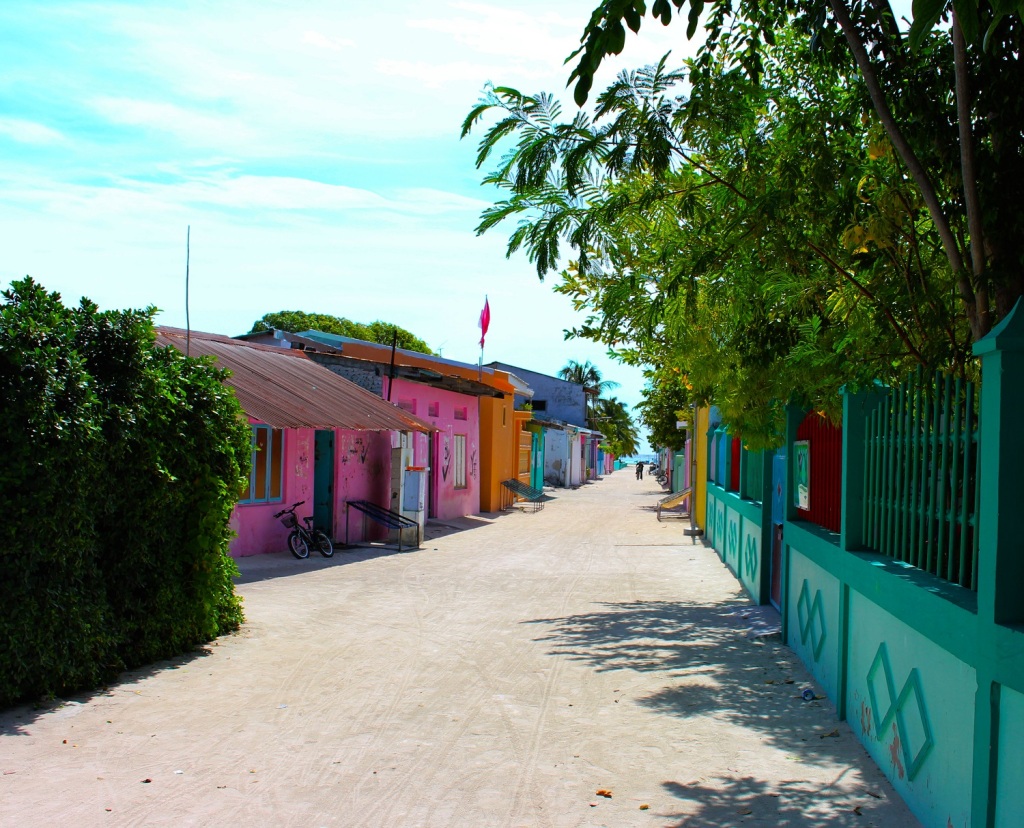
[728, 519, 738, 561]
[744, 534, 758, 581]
[796, 579, 826, 661]
[866, 642, 934, 782]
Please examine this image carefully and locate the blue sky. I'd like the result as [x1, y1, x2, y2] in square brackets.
[0, 1, 692, 452]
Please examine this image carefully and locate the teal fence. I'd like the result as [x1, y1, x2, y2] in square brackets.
[863, 369, 980, 590]
[715, 426, 729, 487]
[741, 448, 763, 503]
[699, 302, 1024, 826]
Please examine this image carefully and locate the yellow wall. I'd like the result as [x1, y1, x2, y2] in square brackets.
[478, 394, 516, 511]
[694, 405, 709, 530]
[513, 410, 532, 486]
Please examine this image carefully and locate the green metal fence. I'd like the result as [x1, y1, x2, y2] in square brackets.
[742, 448, 763, 502]
[863, 369, 980, 590]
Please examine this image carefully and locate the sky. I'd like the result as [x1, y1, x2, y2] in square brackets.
[0, 1, 695, 454]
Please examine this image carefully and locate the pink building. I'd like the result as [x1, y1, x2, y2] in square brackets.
[238, 329, 520, 522]
[157, 328, 433, 557]
[388, 378, 481, 520]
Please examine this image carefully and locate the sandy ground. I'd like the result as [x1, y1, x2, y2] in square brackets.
[0, 472, 920, 827]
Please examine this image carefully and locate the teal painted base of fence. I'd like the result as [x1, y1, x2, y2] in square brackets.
[785, 529, 976, 826]
[777, 517, 1024, 828]
[698, 302, 1024, 826]
[706, 485, 767, 605]
[703, 472, 1024, 826]
[702, 493, 1023, 825]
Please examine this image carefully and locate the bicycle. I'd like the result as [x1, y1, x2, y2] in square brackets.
[273, 500, 334, 559]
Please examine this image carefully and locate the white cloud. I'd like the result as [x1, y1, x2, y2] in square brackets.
[394, 188, 491, 212]
[0, 170, 489, 222]
[303, 30, 354, 51]
[406, 3, 581, 62]
[0, 118, 65, 145]
[376, 59, 521, 89]
[90, 96, 257, 147]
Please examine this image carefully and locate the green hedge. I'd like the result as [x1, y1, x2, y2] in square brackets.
[0, 278, 250, 706]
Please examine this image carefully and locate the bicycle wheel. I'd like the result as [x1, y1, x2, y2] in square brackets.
[288, 530, 309, 559]
[314, 531, 334, 558]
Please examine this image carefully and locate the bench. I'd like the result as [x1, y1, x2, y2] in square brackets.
[501, 479, 547, 513]
[657, 487, 692, 521]
[346, 500, 420, 551]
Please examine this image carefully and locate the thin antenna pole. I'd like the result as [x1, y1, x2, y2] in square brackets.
[185, 225, 191, 357]
[387, 327, 398, 401]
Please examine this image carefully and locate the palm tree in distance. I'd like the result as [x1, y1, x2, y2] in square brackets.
[559, 360, 637, 456]
[559, 359, 619, 429]
[593, 396, 640, 457]
[558, 359, 619, 397]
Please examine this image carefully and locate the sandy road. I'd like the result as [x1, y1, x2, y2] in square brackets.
[0, 471, 919, 827]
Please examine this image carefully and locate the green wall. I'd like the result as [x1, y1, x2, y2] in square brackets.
[786, 550, 841, 702]
[995, 686, 1024, 827]
[706, 486, 766, 604]
[699, 302, 1024, 825]
[845, 589, 976, 827]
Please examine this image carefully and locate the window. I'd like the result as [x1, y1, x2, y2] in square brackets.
[453, 434, 467, 489]
[243, 425, 283, 503]
[454, 406, 468, 421]
[428, 401, 439, 418]
[398, 399, 417, 414]
[532, 400, 547, 412]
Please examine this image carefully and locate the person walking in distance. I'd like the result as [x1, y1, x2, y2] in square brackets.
[636, 460, 644, 480]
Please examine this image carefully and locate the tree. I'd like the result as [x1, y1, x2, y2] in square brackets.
[558, 358, 619, 427]
[1, 278, 248, 705]
[251, 310, 433, 354]
[635, 368, 692, 452]
[563, 0, 1024, 340]
[463, 28, 970, 444]
[558, 358, 619, 396]
[593, 396, 641, 456]
[557, 359, 638, 453]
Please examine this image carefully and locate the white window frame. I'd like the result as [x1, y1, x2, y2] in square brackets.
[453, 434, 467, 489]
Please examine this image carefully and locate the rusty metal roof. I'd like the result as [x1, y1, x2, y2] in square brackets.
[298, 331, 518, 395]
[156, 327, 434, 433]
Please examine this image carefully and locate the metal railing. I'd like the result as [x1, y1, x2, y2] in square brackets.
[863, 369, 980, 590]
[715, 427, 729, 488]
[742, 449, 763, 502]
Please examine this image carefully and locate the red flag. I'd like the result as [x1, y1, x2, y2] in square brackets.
[478, 296, 490, 348]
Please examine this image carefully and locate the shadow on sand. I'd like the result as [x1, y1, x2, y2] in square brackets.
[232, 546, 420, 585]
[523, 599, 903, 826]
[0, 646, 215, 737]
[657, 771, 887, 827]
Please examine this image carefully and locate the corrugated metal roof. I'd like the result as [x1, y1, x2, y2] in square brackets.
[299, 330, 518, 395]
[528, 416, 601, 438]
[156, 327, 434, 433]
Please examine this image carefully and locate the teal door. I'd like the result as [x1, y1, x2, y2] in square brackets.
[530, 431, 544, 490]
[314, 430, 335, 537]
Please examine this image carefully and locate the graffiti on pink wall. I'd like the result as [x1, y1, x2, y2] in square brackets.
[341, 435, 370, 465]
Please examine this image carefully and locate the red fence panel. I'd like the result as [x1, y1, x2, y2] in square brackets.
[730, 436, 741, 492]
[795, 412, 843, 533]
